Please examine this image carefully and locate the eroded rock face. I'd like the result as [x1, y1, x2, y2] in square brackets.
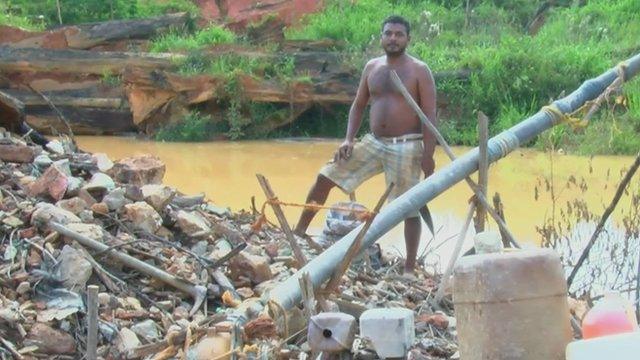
[110, 155, 166, 186]
[195, 0, 322, 28]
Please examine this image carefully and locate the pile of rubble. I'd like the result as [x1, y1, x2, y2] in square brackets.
[0, 130, 457, 359]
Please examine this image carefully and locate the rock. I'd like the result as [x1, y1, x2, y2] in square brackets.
[0, 144, 38, 163]
[173, 306, 189, 320]
[93, 152, 114, 172]
[110, 155, 165, 186]
[83, 172, 116, 193]
[124, 185, 144, 201]
[56, 197, 88, 214]
[91, 202, 110, 215]
[66, 223, 103, 241]
[131, 319, 161, 342]
[78, 209, 94, 222]
[45, 140, 65, 155]
[190, 332, 232, 360]
[124, 202, 162, 233]
[62, 176, 80, 197]
[52, 159, 72, 176]
[34, 154, 53, 167]
[56, 245, 92, 290]
[76, 188, 96, 207]
[27, 164, 69, 201]
[204, 203, 231, 217]
[24, 323, 76, 354]
[191, 241, 209, 257]
[229, 252, 273, 284]
[16, 281, 30, 294]
[176, 210, 210, 236]
[30, 203, 81, 227]
[103, 187, 130, 210]
[2, 215, 23, 227]
[419, 313, 449, 330]
[115, 328, 141, 355]
[141, 184, 175, 211]
[98, 293, 112, 306]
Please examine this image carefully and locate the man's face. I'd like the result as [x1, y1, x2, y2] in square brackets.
[381, 22, 409, 56]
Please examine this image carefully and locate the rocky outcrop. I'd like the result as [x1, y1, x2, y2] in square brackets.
[0, 13, 190, 51]
[195, 0, 322, 29]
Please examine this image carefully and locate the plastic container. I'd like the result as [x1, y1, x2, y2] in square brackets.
[453, 248, 572, 360]
[308, 312, 356, 353]
[360, 308, 415, 358]
[581, 292, 637, 339]
[567, 331, 640, 359]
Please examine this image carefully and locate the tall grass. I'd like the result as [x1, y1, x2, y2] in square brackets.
[285, 0, 640, 153]
[150, 25, 236, 53]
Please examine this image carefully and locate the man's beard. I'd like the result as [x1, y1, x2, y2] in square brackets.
[384, 44, 406, 57]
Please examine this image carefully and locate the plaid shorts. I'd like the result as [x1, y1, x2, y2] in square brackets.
[320, 133, 424, 215]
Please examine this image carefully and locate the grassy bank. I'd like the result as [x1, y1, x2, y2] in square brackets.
[285, 0, 640, 154]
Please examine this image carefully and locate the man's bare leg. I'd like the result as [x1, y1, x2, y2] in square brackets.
[404, 216, 421, 274]
[294, 174, 336, 236]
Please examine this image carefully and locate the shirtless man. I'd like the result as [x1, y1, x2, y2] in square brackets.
[294, 15, 437, 275]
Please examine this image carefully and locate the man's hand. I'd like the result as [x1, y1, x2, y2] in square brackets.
[334, 140, 354, 162]
[421, 152, 435, 177]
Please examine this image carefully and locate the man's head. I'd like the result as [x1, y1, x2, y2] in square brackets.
[381, 15, 411, 57]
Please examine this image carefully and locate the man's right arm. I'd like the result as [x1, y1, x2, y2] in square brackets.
[337, 61, 372, 161]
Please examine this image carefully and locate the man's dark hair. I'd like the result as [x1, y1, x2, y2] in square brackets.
[382, 15, 411, 36]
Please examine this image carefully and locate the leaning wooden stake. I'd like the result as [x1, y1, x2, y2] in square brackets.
[299, 272, 317, 320]
[435, 202, 476, 303]
[567, 152, 640, 287]
[390, 70, 520, 249]
[324, 183, 394, 293]
[474, 111, 489, 233]
[256, 174, 308, 267]
[86, 285, 99, 360]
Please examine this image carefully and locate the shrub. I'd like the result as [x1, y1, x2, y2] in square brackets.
[150, 25, 236, 53]
[154, 111, 218, 142]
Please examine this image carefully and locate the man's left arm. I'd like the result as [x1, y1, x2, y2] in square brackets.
[418, 64, 437, 177]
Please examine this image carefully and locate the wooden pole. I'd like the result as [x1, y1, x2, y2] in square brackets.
[256, 174, 308, 267]
[49, 222, 207, 316]
[324, 183, 394, 293]
[474, 111, 489, 233]
[390, 70, 521, 249]
[86, 285, 99, 360]
[56, 0, 63, 25]
[435, 202, 476, 303]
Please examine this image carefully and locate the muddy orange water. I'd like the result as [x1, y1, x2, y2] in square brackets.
[77, 136, 637, 260]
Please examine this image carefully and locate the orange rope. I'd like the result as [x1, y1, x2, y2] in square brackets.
[251, 198, 376, 232]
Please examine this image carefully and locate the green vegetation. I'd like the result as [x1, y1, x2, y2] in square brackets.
[154, 111, 220, 142]
[149, 25, 236, 53]
[285, 0, 640, 154]
[2, 0, 198, 27]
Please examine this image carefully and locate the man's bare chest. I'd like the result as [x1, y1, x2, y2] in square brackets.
[368, 67, 417, 97]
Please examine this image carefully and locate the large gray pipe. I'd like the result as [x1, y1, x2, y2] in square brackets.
[269, 53, 640, 310]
